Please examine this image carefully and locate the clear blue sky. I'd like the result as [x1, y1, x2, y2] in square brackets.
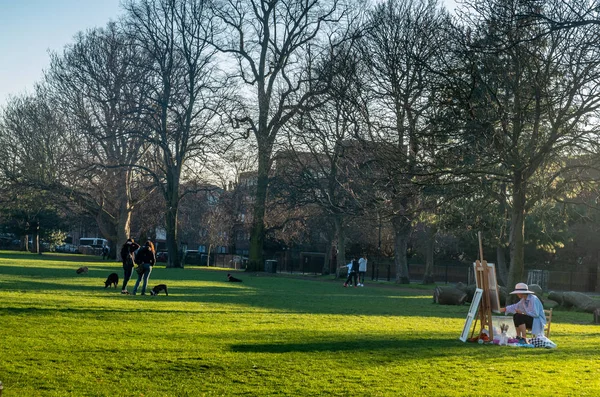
[0, 0, 456, 107]
[0, 0, 123, 106]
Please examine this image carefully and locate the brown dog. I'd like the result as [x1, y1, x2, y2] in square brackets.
[104, 273, 119, 288]
[76, 266, 89, 274]
[150, 284, 168, 296]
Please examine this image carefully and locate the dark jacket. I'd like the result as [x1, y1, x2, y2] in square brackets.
[120, 242, 140, 267]
[351, 259, 359, 273]
[136, 246, 156, 266]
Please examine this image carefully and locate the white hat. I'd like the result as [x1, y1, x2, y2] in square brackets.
[510, 282, 534, 295]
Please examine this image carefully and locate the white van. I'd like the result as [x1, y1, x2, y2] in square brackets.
[79, 237, 108, 249]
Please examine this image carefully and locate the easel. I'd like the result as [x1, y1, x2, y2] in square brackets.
[469, 232, 495, 341]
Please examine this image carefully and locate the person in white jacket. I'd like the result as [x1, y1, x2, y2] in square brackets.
[358, 254, 367, 287]
[500, 282, 546, 344]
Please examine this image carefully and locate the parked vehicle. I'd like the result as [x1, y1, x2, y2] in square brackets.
[156, 251, 168, 262]
[56, 243, 78, 253]
[79, 238, 108, 249]
[183, 250, 205, 265]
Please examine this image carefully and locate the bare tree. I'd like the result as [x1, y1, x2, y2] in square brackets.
[124, 0, 228, 267]
[277, 35, 370, 275]
[0, 93, 73, 253]
[45, 22, 149, 254]
[361, 0, 450, 283]
[210, 0, 353, 270]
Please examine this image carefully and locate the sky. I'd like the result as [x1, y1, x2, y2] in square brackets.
[0, 0, 457, 108]
[0, 0, 122, 106]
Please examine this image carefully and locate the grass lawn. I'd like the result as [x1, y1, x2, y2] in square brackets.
[0, 251, 599, 396]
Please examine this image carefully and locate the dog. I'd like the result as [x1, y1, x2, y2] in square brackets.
[76, 266, 89, 274]
[150, 284, 168, 296]
[227, 273, 242, 282]
[104, 272, 119, 288]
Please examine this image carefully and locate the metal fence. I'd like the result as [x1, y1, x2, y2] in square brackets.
[198, 252, 600, 293]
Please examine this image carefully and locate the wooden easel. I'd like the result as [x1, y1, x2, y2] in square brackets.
[470, 232, 495, 341]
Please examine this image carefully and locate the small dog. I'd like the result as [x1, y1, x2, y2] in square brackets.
[104, 272, 119, 288]
[150, 284, 168, 296]
[227, 273, 242, 282]
[76, 266, 89, 274]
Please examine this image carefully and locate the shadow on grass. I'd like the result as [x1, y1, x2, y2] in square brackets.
[0, 251, 103, 263]
[0, 254, 595, 326]
[230, 338, 455, 354]
[229, 337, 598, 359]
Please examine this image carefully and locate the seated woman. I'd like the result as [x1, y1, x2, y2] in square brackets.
[500, 282, 546, 344]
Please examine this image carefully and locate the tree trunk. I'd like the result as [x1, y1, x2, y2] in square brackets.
[249, 151, 270, 272]
[115, 170, 133, 260]
[507, 177, 527, 289]
[165, 166, 181, 268]
[334, 214, 347, 278]
[116, 207, 132, 260]
[422, 226, 435, 284]
[597, 250, 600, 293]
[323, 241, 332, 275]
[392, 215, 411, 284]
[35, 225, 41, 255]
[165, 202, 180, 268]
[496, 245, 508, 287]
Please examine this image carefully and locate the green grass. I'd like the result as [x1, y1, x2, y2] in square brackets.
[0, 251, 599, 396]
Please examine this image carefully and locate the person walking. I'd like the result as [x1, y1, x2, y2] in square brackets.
[120, 238, 140, 294]
[132, 241, 156, 296]
[344, 256, 359, 288]
[358, 254, 367, 287]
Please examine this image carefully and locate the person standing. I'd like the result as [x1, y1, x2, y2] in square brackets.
[358, 254, 367, 287]
[132, 241, 156, 296]
[120, 238, 140, 294]
[344, 257, 359, 288]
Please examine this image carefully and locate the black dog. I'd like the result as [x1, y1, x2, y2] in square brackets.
[104, 272, 119, 288]
[150, 284, 168, 296]
[227, 273, 242, 282]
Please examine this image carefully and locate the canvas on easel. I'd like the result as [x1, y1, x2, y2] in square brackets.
[472, 260, 494, 340]
[473, 262, 501, 314]
[468, 232, 497, 340]
[485, 262, 501, 313]
[460, 288, 483, 342]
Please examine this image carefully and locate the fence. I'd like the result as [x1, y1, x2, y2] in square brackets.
[203, 251, 600, 293]
[366, 262, 472, 284]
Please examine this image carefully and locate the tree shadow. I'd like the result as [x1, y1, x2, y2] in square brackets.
[229, 336, 598, 358]
[0, 256, 595, 326]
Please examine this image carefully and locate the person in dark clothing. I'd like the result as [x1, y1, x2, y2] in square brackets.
[120, 238, 140, 294]
[344, 257, 360, 288]
[102, 246, 110, 260]
[132, 241, 156, 296]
